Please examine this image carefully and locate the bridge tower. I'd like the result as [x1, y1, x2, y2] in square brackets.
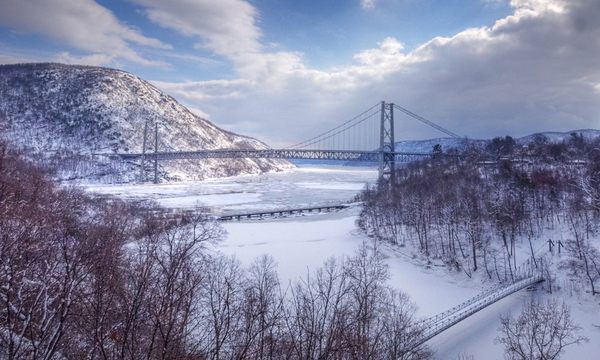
[379, 101, 395, 184]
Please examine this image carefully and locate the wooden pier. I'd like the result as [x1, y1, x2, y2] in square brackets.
[217, 204, 350, 221]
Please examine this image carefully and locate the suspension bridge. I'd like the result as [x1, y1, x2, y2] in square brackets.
[117, 101, 462, 183]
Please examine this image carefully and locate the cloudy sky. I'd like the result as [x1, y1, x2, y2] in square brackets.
[1, 0, 599, 146]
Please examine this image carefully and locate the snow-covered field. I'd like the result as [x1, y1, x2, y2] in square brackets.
[85, 165, 600, 359]
[217, 208, 481, 316]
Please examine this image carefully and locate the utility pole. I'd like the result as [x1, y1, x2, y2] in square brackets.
[154, 122, 159, 184]
[558, 240, 563, 255]
[378, 101, 395, 185]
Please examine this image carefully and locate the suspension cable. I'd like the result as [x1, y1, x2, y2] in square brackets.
[290, 102, 381, 148]
[393, 104, 461, 138]
[293, 108, 381, 149]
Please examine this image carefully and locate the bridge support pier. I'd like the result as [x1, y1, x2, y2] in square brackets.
[378, 101, 395, 185]
[153, 123, 159, 184]
[140, 121, 149, 182]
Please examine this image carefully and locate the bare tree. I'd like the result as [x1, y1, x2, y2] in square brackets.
[200, 255, 244, 360]
[344, 243, 390, 358]
[2, 143, 439, 360]
[565, 235, 600, 296]
[284, 257, 351, 359]
[234, 255, 284, 359]
[496, 300, 587, 360]
[283, 245, 431, 360]
[0, 150, 91, 360]
[379, 289, 431, 360]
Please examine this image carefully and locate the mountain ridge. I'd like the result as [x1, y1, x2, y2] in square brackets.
[0, 63, 293, 182]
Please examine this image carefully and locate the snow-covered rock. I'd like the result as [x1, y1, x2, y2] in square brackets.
[0, 63, 293, 182]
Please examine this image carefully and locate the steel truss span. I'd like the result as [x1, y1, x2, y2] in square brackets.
[117, 149, 434, 163]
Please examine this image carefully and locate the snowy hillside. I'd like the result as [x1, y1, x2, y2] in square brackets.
[0, 63, 293, 182]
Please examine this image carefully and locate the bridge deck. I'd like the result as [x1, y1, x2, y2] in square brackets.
[116, 149, 438, 162]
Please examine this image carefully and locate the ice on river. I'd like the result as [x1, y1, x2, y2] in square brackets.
[86, 165, 376, 214]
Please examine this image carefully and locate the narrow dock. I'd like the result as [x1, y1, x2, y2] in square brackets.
[217, 204, 350, 221]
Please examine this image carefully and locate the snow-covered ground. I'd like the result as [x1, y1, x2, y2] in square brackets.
[218, 209, 600, 360]
[85, 165, 600, 359]
[217, 208, 481, 316]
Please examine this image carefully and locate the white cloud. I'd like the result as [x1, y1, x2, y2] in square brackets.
[149, 0, 600, 146]
[132, 0, 307, 81]
[0, 52, 36, 64]
[0, 0, 170, 66]
[151, 79, 255, 102]
[55, 52, 116, 66]
[161, 52, 220, 66]
[186, 106, 211, 120]
[352, 37, 409, 70]
[361, 0, 376, 9]
[510, 0, 567, 13]
[132, 0, 260, 67]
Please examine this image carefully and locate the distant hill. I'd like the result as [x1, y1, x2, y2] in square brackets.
[396, 129, 600, 153]
[0, 63, 293, 182]
[516, 129, 600, 144]
[393, 129, 600, 154]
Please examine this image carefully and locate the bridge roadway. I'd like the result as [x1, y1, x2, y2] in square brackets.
[116, 149, 436, 162]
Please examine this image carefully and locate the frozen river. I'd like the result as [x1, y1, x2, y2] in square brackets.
[88, 165, 375, 214]
[86, 165, 597, 359]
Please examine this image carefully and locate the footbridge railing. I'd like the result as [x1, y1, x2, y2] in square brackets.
[409, 257, 545, 350]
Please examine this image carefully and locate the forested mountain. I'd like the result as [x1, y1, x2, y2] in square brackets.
[0, 63, 293, 182]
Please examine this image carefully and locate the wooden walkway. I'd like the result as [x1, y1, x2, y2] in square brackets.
[217, 204, 350, 221]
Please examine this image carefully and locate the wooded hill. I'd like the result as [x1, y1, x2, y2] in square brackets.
[359, 133, 600, 295]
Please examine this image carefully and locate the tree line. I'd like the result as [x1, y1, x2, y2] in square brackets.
[0, 142, 431, 359]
